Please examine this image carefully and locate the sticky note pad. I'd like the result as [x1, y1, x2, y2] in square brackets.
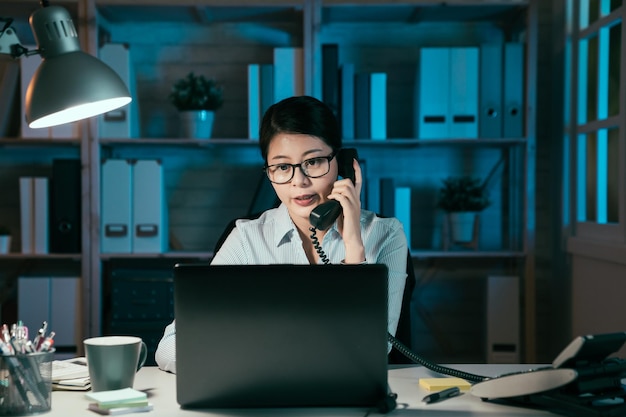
[85, 387, 147, 406]
[419, 377, 471, 392]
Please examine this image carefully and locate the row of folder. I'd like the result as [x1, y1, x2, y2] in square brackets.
[320, 43, 524, 140]
[101, 159, 168, 253]
[19, 160, 83, 254]
[322, 44, 387, 140]
[418, 44, 524, 139]
[248, 47, 305, 139]
[17, 276, 79, 349]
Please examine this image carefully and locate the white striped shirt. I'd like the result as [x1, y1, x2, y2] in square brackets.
[155, 203, 408, 373]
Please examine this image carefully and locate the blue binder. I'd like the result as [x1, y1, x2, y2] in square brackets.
[479, 44, 503, 138]
[503, 43, 524, 138]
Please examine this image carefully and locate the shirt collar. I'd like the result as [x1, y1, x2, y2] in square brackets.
[271, 203, 341, 248]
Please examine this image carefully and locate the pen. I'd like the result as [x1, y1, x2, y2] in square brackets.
[422, 387, 461, 404]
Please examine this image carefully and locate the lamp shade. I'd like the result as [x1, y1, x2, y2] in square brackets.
[25, 5, 131, 129]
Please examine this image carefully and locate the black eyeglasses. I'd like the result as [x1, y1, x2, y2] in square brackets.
[264, 153, 336, 184]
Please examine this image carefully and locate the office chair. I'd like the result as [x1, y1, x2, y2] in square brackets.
[212, 212, 416, 364]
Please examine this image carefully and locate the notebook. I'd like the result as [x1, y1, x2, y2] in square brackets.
[173, 263, 389, 409]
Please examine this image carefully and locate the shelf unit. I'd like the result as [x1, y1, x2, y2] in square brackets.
[0, 0, 537, 361]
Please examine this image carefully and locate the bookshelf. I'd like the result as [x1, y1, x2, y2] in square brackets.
[0, 0, 537, 361]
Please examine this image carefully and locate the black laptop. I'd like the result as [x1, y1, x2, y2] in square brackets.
[173, 263, 389, 409]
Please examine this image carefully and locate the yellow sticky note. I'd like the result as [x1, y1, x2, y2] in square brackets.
[419, 377, 471, 392]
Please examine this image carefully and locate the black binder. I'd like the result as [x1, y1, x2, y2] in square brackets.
[50, 159, 82, 253]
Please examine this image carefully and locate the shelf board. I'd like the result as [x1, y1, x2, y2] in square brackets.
[411, 250, 525, 259]
[99, 137, 526, 147]
[0, 253, 82, 261]
[0, 138, 81, 147]
[100, 251, 213, 261]
[99, 250, 523, 260]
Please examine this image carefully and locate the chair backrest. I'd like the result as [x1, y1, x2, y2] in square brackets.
[212, 213, 415, 364]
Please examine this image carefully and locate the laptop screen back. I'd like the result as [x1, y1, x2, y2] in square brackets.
[174, 263, 389, 409]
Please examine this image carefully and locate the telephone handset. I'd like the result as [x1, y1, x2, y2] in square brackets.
[309, 148, 358, 231]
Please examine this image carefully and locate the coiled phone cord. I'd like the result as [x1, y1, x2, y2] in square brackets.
[309, 227, 330, 264]
[388, 333, 488, 383]
[310, 225, 488, 383]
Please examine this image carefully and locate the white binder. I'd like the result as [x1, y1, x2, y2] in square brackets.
[18, 276, 78, 348]
[479, 44, 503, 138]
[418, 48, 450, 139]
[19, 177, 33, 253]
[101, 159, 132, 253]
[449, 47, 478, 138]
[132, 159, 167, 253]
[503, 43, 524, 138]
[247, 64, 274, 139]
[19, 176, 48, 254]
[98, 43, 139, 139]
[487, 275, 520, 363]
[419, 47, 478, 139]
[370, 72, 387, 140]
[33, 177, 49, 254]
[273, 47, 304, 103]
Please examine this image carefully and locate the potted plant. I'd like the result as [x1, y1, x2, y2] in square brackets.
[169, 72, 224, 139]
[0, 225, 11, 254]
[437, 175, 490, 245]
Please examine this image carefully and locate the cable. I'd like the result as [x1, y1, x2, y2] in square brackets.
[388, 333, 489, 383]
[308, 222, 488, 384]
[309, 227, 330, 264]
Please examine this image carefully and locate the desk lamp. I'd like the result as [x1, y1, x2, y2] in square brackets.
[0, 1, 131, 128]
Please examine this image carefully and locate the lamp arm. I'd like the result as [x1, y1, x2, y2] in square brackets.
[0, 18, 39, 59]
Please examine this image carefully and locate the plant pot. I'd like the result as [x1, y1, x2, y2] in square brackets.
[448, 212, 477, 243]
[180, 110, 215, 139]
[0, 235, 11, 254]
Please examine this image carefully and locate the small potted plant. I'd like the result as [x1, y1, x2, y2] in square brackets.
[169, 72, 224, 139]
[437, 175, 490, 244]
[0, 225, 11, 254]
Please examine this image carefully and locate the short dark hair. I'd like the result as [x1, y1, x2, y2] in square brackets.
[259, 96, 342, 162]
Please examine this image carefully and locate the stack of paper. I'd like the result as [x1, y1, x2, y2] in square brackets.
[52, 357, 91, 391]
[85, 388, 152, 415]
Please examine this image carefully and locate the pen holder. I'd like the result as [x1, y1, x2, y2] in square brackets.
[0, 349, 54, 416]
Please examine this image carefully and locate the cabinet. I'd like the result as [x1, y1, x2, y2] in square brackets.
[0, 0, 537, 361]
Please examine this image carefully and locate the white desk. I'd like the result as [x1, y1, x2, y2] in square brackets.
[48, 364, 556, 416]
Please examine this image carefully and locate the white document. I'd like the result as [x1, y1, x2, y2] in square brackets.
[98, 43, 139, 139]
[101, 159, 132, 253]
[132, 159, 167, 253]
[273, 47, 304, 103]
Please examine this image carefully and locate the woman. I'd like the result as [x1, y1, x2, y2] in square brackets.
[155, 96, 407, 373]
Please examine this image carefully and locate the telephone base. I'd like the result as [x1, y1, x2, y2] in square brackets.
[488, 358, 626, 417]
